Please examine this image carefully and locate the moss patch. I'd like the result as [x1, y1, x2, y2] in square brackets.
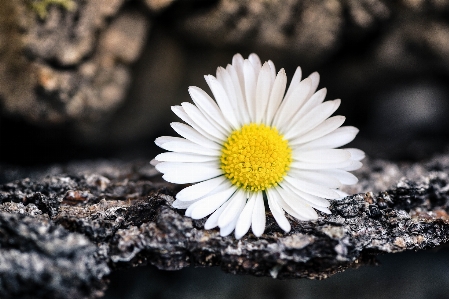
[28, 0, 76, 19]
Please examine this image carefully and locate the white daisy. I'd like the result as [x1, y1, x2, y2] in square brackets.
[153, 53, 364, 239]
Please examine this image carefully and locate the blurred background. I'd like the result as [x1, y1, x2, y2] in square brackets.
[1, 0, 449, 298]
[104, 250, 449, 299]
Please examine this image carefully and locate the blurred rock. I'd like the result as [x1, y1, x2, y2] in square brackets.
[3, 0, 449, 123]
[0, 0, 149, 123]
[175, 0, 389, 63]
[3, 0, 449, 164]
[75, 28, 185, 148]
[144, 0, 174, 12]
[178, 0, 344, 63]
[175, 0, 449, 68]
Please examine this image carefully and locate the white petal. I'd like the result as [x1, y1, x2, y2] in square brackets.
[155, 136, 182, 147]
[289, 116, 346, 146]
[196, 179, 234, 198]
[288, 88, 327, 126]
[218, 189, 247, 228]
[158, 140, 220, 156]
[346, 148, 365, 161]
[150, 159, 160, 166]
[156, 162, 222, 184]
[156, 160, 219, 174]
[283, 175, 340, 199]
[243, 60, 257, 120]
[276, 186, 318, 220]
[180, 182, 242, 213]
[161, 160, 221, 172]
[293, 149, 351, 164]
[296, 126, 359, 150]
[281, 181, 331, 207]
[232, 53, 245, 67]
[184, 200, 198, 217]
[171, 105, 223, 143]
[220, 191, 246, 236]
[171, 122, 221, 149]
[306, 72, 320, 99]
[290, 158, 360, 171]
[319, 169, 358, 185]
[334, 189, 349, 199]
[314, 206, 332, 214]
[185, 183, 233, 216]
[190, 187, 237, 219]
[227, 64, 251, 124]
[182, 102, 228, 140]
[216, 67, 242, 127]
[204, 75, 240, 129]
[173, 199, 198, 209]
[278, 187, 318, 219]
[302, 195, 331, 210]
[204, 199, 231, 230]
[220, 212, 240, 237]
[283, 99, 341, 140]
[265, 69, 287, 125]
[251, 192, 266, 237]
[155, 152, 216, 163]
[255, 62, 272, 123]
[272, 188, 310, 221]
[339, 160, 363, 171]
[268, 60, 276, 83]
[273, 78, 312, 129]
[248, 53, 262, 72]
[284, 66, 302, 101]
[188, 86, 231, 132]
[234, 193, 257, 239]
[232, 54, 245, 93]
[266, 189, 291, 232]
[176, 176, 227, 201]
[288, 168, 341, 189]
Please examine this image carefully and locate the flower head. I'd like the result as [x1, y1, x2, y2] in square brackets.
[153, 53, 364, 239]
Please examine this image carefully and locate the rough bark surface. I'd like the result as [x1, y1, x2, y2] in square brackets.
[1, 153, 449, 298]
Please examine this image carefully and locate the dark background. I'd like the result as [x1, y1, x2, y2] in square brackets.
[104, 250, 449, 299]
[2, 1, 449, 298]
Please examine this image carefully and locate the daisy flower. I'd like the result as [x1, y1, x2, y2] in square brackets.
[153, 53, 364, 239]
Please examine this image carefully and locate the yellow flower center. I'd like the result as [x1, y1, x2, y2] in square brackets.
[220, 123, 292, 192]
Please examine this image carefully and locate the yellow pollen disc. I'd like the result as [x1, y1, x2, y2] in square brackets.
[220, 123, 292, 192]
